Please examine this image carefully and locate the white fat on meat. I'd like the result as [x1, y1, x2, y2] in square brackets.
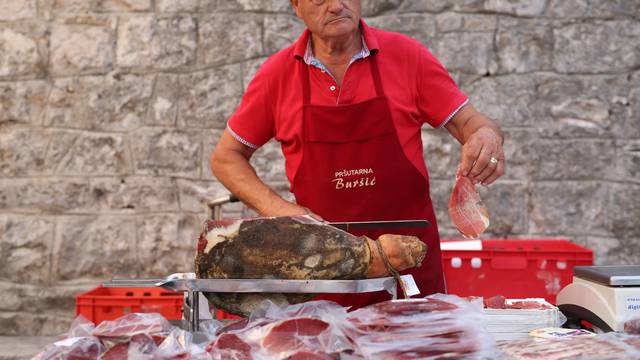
[204, 220, 242, 254]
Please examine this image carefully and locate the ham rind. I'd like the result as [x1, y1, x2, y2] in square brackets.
[448, 176, 490, 239]
[206, 333, 253, 360]
[261, 318, 330, 356]
[195, 216, 426, 315]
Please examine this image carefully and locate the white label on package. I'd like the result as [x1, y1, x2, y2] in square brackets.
[400, 274, 420, 297]
[625, 296, 640, 311]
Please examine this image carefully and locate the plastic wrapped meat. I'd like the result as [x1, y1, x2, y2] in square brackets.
[92, 313, 171, 340]
[100, 333, 159, 360]
[31, 337, 105, 360]
[341, 294, 499, 359]
[448, 176, 490, 238]
[195, 215, 427, 315]
[497, 333, 640, 359]
[207, 333, 253, 360]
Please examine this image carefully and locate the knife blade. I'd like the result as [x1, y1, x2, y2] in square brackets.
[328, 219, 430, 231]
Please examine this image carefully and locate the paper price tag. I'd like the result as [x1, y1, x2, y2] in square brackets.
[400, 274, 420, 297]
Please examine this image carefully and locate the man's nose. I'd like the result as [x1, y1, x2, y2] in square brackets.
[325, 0, 345, 13]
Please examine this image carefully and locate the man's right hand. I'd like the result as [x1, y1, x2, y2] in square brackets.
[211, 130, 309, 218]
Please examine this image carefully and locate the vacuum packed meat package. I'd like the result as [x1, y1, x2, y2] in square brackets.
[195, 215, 427, 315]
[498, 332, 640, 359]
[340, 294, 499, 359]
[206, 300, 353, 359]
[448, 176, 490, 238]
[92, 312, 171, 340]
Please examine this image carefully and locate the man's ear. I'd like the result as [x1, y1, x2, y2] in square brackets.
[290, 0, 302, 17]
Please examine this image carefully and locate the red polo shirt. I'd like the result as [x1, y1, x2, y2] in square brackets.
[227, 20, 468, 185]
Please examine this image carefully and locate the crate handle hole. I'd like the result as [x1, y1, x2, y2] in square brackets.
[471, 257, 482, 269]
[451, 257, 462, 268]
[143, 292, 151, 296]
[126, 292, 134, 296]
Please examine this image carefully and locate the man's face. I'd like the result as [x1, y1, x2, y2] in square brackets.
[291, 0, 361, 39]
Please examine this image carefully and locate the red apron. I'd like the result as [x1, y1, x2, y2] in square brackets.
[292, 55, 446, 309]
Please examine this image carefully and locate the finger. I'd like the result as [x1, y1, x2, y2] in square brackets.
[482, 157, 505, 186]
[468, 146, 492, 183]
[459, 141, 481, 177]
[475, 155, 500, 184]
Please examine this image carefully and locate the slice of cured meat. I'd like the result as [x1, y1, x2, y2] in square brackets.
[285, 350, 336, 360]
[195, 216, 426, 315]
[483, 295, 506, 309]
[206, 333, 253, 360]
[261, 317, 330, 356]
[92, 313, 171, 339]
[448, 176, 490, 238]
[100, 333, 158, 360]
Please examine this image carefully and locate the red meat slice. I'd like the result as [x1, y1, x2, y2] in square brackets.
[508, 300, 554, 310]
[448, 176, 490, 238]
[33, 337, 105, 360]
[261, 318, 330, 355]
[206, 333, 253, 360]
[367, 298, 458, 316]
[484, 295, 507, 309]
[625, 318, 640, 334]
[215, 317, 250, 336]
[100, 334, 157, 360]
[92, 313, 171, 339]
[285, 350, 336, 360]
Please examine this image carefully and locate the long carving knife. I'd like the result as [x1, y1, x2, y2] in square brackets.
[328, 219, 430, 231]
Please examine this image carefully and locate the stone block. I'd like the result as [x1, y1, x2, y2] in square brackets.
[176, 179, 228, 213]
[574, 236, 622, 266]
[481, 182, 527, 237]
[434, 32, 496, 75]
[198, 13, 262, 66]
[55, 216, 138, 280]
[156, 0, 199, 12]
[464, 74, 536, 127]
[546, 0, 639, 18]
[250, 139, 288, 186]
[202, 129, 224, 181]
[0, 282, 93, 314]
[620, 141, 640, 181]
[177, 66, 242, 129]
[608, 183, 640, 239]
[534, 74, 631, 139]
[553, 21, 640, 73]
[529, 140, 615, 181]
[58, 133, 128, 175]
[500, 129, 533, 181]
[50, 22, 114, 76]
[0, 0, 37, 21]
[0, 312, 70, 336]
[495, 18, 554, 73]
[0, 178, 93, 213]
[422, 129, 460, 181]
[200, 0, 293, 12]
[242, 57, 268, 91]
[0, 216, 53, 284]
[39, 0, 92, 19]
[45, 74, 153, 131]
[529, 181, 609, 236]
[116, 15, 197, 69]
[136, 214, 201, 277]
[148, 74, 179, 126]
[361, 0, 402, 17]
[93, 0, 151, 12]
[90, 177, 179, 212]
[435, 13, 497, 33]
[483, 0, 547, 16]
[264, 14, 304, 55]
[365, 14, 436, 49]
[427, 179, 456, 235]
[630, 72, 640, 139]
[131, 128, 201, 177]
[0, 126, 49, 176]
[0, 24, 47, 79]
[398, 0, 482, 13]
[0, 80, 47, 125]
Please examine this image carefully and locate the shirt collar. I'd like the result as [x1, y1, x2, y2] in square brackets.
[293, 19, 379, 60]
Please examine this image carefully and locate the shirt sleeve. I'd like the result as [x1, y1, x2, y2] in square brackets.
[226, 65, 275, 149]
[416, 46, 469, 128]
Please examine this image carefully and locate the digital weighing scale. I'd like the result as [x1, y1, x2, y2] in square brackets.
[557, 265, 640, 332]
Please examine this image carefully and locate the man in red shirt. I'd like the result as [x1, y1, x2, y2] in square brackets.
[211, 0, 505, 306]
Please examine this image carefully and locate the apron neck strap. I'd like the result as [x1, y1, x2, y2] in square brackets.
[300, 53, 385, 105]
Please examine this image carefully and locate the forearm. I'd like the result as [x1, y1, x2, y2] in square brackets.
[211, 131, 305, 217]
[446, 105, 503, 146]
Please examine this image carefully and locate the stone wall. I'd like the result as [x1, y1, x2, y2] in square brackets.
[0, 0, 638, 335]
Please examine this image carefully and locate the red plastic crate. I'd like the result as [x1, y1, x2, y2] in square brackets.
[76, 286, 184, 325]
[441, 239, 593, 304]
